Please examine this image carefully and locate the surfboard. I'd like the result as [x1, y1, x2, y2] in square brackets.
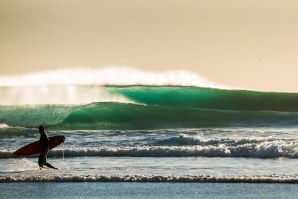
[13, 136, 65, 157]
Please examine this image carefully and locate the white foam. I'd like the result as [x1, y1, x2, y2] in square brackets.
[177, 134, 283, 146]
[0, 123, 10, 129]
[1, 174, 297, 183]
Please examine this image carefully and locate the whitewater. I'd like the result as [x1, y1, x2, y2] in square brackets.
[0, 67, 298, 184]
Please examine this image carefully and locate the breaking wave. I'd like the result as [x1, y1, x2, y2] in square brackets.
[1, 86, 298, 129]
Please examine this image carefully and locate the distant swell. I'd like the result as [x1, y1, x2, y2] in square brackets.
[1, 174, 298, 183]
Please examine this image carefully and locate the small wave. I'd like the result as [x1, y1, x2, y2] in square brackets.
[1, 174, 297, 183]
[2, 143, 298, 158]
[0, 149, 14, 158]
[176, 134, 275, 146]
[176, 134, 298, 147]
[53, 144, 298, 158]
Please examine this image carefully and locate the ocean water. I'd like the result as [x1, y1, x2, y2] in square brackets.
[0, 69, 298, 188]
[1, 183, 298, 199]
[1, 84, 298, 184]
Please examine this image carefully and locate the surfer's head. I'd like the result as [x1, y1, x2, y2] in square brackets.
[38, 125, 44, 133]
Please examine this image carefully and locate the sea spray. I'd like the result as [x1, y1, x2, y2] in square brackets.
[0, 67, 222, 88]
[0, 86, 133, 105]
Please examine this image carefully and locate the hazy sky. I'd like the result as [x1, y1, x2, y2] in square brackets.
[1, 0, 298, 92]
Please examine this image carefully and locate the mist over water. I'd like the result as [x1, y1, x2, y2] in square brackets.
[0, 86, 133, 105]
[0, 67, 225, 105]
[0, 67, 223, 87]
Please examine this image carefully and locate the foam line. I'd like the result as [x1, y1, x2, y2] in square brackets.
[1, 174, 297, 183]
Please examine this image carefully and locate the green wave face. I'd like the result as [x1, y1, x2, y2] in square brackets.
[107, 86, 298, 112]
[54, 102, 298, 130]
[1, 86, 298, 130]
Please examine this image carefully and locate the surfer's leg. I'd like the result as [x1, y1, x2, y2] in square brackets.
[38, 153, 45, 168]
[43, 162, 58, 169]
[43, 156, 58, 169]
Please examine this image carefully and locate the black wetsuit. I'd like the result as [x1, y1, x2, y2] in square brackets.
[38, 131, 56, 169]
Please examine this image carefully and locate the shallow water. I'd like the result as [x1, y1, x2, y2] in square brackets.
[1, 183, 298, 199]
[1, 156, 297, 177]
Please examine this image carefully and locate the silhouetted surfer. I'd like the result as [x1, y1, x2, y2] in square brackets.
[38, 125, 57, 170]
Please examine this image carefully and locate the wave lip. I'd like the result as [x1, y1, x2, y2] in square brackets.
[1, 174, 298, 183]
